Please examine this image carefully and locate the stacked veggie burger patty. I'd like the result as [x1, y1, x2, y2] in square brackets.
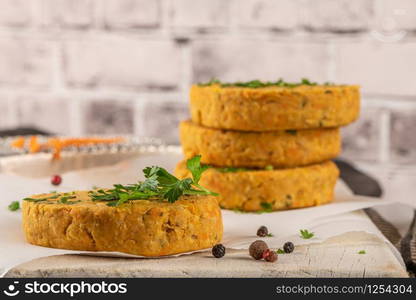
[175, 80, 360, 212]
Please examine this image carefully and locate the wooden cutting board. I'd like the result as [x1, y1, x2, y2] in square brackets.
[5, 231, 407, 278]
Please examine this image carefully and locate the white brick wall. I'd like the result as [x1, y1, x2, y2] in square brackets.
[235, 0, 299, 30]
[0, 39, 53, 87]
[103, 0, 161, 29]
[341, 106, 383, 162]
[0, 0, 32, 27]
[374, 0, 416, 31]
[0, 94, 14, 128]
[41, 0, 94, 28]
[192, 39, 330, 82]
[63, 37, 183, 90]
[170, 0, 230, 30]
[0, 0, 414, 165]
[81, 98, 135, 135]
[301, 0, 373, 32]
[390, 109, 416, 163]
[332, 40, 416, 95]
[16, 95, 71, 134]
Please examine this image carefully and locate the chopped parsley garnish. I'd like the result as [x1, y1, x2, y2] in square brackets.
[260, 202, 273, 212]
[198, 78, 221, 86]
[358, 250, 366, 254]
[276, 248, 285, 254]
[216, 167, 248, 173]
[90, 155, 218, 206]
[285, 129, 297, 135]
[264, 165, 274, 171]
[22, 156, 217, 207]
[198, 78, 320, 88]
[299, 229, 314, 239]
[8, 201, 20, 211]
[232, 208, 246, 214]
[231, 206, 275, 214]
[58, 196, 77, 204]
[266, 233, 274, 237]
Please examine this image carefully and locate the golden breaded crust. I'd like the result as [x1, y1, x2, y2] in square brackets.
[22, 192, 222, 256]
[190, 84, 360, 131]
[175, 160, 339, 212]
[180, 120, 341, 168]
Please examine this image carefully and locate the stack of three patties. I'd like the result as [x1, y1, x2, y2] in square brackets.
[175, 81, 360, 212]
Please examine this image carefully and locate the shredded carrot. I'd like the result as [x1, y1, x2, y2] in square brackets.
[28, 136, 41, 153]
[10, 136, 125, 160]
[10, 136, 25, 149]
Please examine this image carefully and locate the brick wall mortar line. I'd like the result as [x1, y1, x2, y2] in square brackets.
[380, 109, 391, 163]
[179, 41, 192, 102]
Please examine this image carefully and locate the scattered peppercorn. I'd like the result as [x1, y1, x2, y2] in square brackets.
[262, 249, 278, 262]
[283, 242, 294, 253]
[257, 226, 268, 237]
[212, 244, 226, 258]
[249, 240, 268, 260]
[51, 175, 62, 186]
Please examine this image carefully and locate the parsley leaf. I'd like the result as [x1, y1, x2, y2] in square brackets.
[161, 178, 193, 203]
[358, 250, 366, 254]
[300, 229, 314, 239]
[186, 155, 209, 184]
[23, 194, 60, 203]
[58, 195, 76, 204]
[141, 166, 161, 192]
[276, 249, 285, 254]
[8, 201, 20, 211]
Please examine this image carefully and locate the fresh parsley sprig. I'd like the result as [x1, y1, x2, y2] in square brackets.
[90, 155, 218, 206]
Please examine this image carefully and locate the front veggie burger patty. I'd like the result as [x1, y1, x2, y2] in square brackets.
[190, 84, 360, 131]
[180, 120, 341, 168]
[175, 160, 339, 212]
[22, 192, 223, 256]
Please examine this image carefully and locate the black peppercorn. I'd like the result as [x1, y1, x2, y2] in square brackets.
[256, 226, 268, 237]
[249, 240, 268, 260]
[283, 242, 294, 253]
[212, 244, 226, 258]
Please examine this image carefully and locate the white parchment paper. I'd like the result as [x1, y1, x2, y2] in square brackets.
[0, 151, 399, 276]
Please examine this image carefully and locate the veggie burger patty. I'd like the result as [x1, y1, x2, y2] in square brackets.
[190, 84, 360, 131]
[180, 120, 341, 168]
[22, 192, 222, 256]
[175, 160, 339, 212]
